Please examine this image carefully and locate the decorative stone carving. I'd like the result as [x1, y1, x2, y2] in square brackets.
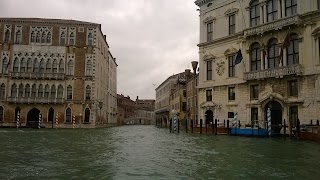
[224, 8, 239, 16]
[203, 53, 215, 61]
[204, 16, 216, 23]
[224, 48, 238, 56]
[216, 61, 225, 76]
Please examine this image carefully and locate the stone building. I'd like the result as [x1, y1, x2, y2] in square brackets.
[135, 96, 155, 111]
[0, 18, 117, 128]
[195, 0, 320, 131]
[186, 73, 199, 125]
[117, 94, 136, 124]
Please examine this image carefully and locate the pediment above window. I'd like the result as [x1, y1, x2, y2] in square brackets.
[204, 16, 216, 23]
[224, 8, 239, 16]
[224, 48, 238, 56]
[203, 53, 216, 61]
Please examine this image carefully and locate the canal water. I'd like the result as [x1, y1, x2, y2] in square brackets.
[1, 126, 320, 180]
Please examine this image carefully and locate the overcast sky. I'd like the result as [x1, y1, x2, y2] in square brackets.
[0, 0, 199, 100]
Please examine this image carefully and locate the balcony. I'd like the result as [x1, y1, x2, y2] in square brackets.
[244, 15, 300, 37]
[7, 97, 65, 104]
[10, 72, 65, 80]
[244, 64, 303, 81]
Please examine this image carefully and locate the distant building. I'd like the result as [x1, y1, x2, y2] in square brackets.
[195, 0, 320, 131]
[0, 18, 117, 128]
[186, 73, 199, 125]
[135, 96, 155, 111]
[117, 94, 136, 124]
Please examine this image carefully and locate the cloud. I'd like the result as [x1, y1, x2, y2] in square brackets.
[0, 0, 199, 100]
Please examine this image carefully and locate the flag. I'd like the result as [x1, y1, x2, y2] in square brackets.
[279, 33, 290, 64]
[235, 49, 243, 65]
[5, 58, 10, 70]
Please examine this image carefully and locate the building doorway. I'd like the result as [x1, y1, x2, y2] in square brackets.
[48, 107, 54, 128]
[265, 101, 282, 134]
[27, 108, 40, 128]
[205, 110, 213, 125]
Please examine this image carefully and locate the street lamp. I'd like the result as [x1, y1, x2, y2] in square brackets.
[191, 61, 198, 126]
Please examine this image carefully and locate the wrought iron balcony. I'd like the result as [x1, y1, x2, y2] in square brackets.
[7, 97, 65, 104]
[244, 64, 303, 81]
[10, 72, 65, 80]
[244, 15, 300, 37]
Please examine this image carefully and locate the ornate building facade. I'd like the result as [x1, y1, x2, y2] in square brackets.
[195, 0, 320, 130]
[0, 18, 117, 128]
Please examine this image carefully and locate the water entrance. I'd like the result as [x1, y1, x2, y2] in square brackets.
[26, 108, 40, 128]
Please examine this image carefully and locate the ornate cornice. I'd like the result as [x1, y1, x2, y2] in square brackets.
[0, 18, 99, 27]
[195, 0, 214, 7]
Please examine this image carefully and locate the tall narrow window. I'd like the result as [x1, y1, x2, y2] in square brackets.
[18, 84, 23, 97]
[11, 84, 17, 98]
[250, 43, 261, 71]
[38, 84, 44, 98]
[289, 106, 298, 126]
[285, 0, 297, 17]
[86, 60, 92, 76]
[15, 30, 21, 44]
[46, 59, 52, 73]
[67, 85, 72, 100]
[267, 38, 279, 69]
[206, 60, 212, 80]
[60, 32, 66, 46]
[207, 22, 213, 41]
[13, 58, 19, 72]
[31, 84, 37, 98]
[20, 58, 26, 72]
[0, 84, 5, 99]
[228, 87, 235, 101]
[250, 84, 259, 100]
[52, 59, 58, 73]
[47, 32, 51, 43]
[66, 108, 72, 123]
[31, 31, 36, 43]
[250, 0, 260, 27]
[228, 55, 235, 77]
[25, 84, 30, 98]
[36, 32, 41, 43]
[33, 58, 39, 72]
[51, 85, 56, 98]
[4, 30, 10, 43]
[318, 0, 320, 10]
[39, 59, 45, 73]
[57, 85, 63, 98]
[2, 57, 8, 73]
[58, 59, 64, 73]
[0, 106, 3, 122]
[206, 89, 212, 102]
[87, 33, 93, 46]
[27, 58, 32, 72]
[251, 107, 258, 125]
[267, 0, 278, 22]
[69, 32, 75, 45]
[229, 14, 235, 35]
[288, 79, 298, 97]
[287, 33, 299, 66]
[85, 85, 91, 100]
[41, 31, 46, 43]
[67, 60, 74, 75]
[44, 84, 50, 98]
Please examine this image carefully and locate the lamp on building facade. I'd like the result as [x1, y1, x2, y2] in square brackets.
[191, 61, 198, 126]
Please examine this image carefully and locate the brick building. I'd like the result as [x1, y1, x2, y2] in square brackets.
[117, 94, 136, 124]
[0, 18, 117, 128]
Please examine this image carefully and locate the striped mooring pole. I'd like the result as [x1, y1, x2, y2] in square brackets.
[267, 108, 272, 137]
[173, 114, 177, 132]
[16, 111, 20, 129]
[38, 112, 42, 129]
[233, 112, 238, 128]
[72, 114, 76, 129]
[55, 112, 59, 129]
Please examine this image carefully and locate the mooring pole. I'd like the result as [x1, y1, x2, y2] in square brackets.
[283, 119, 286, 139]
[215, 119, 218, 135]
[191, 120, 194, 133]
[200, 119, 203, 134]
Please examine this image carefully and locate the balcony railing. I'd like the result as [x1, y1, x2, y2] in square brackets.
[10, 72, 65, 80]
[7, 97, 65, 104]
[244, 64, 303, 81]
[244, 15, 300, 36]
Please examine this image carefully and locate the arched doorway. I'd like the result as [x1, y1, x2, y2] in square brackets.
[48, 107, 54, 128]
[27, 108, 40, 128]
[15, 107, 21, 122]
[265, 101, 282, 134]
[84, 108, 90, 123]
[205, 110, 213, 125]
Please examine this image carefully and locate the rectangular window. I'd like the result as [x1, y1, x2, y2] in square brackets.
[206, 89, 212, 102]
[183, 90, 186, 97]
[228, 87, 235, 101]
[251, 107, 258, 124]
[289, 106, 298, 126]
[288, 80, 298, 96]
[250, 84, 259, 100]
[207, 22, 213, 41]
[182, 102, 187, 111]
[250, 3, 260, 27]
[228, 112, 234, 118]
[229, 14, 235, 35]
[206, 60, 212, 80]
[267, 0, 278, 22]
[228, 55, 235, 77]
[285, 0, 297, 17]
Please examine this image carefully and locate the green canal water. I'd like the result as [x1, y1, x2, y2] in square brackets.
[1, 126, 320, 180]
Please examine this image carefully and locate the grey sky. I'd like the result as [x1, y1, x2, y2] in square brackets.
[0, 0, 199, 100]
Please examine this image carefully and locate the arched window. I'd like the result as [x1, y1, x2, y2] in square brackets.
[38, 84, 44, 98]
[267, 0, 278, 22]
[0, 106, 4, 122]
[15, 30, 21, 44]
[44, 84, 50, 98]
[31, 31, 36, 43]
[27, 58, 32, 72]
[250, 0, 260, 27]
[47, 32, 51, 43]
[267, 38, 279, 69]
[2, 57, 8, 73]
[46, 58, 52, 73]
[39, 59, 45, 73]
[58, 59, 64, 73]
[13, 58, 19, 72]
[41, 31, 46, 43]
[57, 85, 63, 98]
[0, 84, 5, 99]
[51, 85, 56, 98]
[52, 59, 58, 73]
[36, 32, 41, 43]
[84, 108, 90, 123]
[11, 84, 18, 97]
[87, 33, 93, 46]
[20, 58, 26, 72]
[250, 43, 261, 71]
[33, 58, 39, 72]
[18, 84, 24, 97]
[85, 85, 91, 100]
[25, 84, 30, 98]
[66, 108, 72, 123]
[67, 60, 74, 75]
[69, 32, 75, 45]
[60, 32, 66, 46]
[31, 84, 37, 98]
[4, 30, 10, 42]
[287, 33, 299, 65]
[67, 85, 72, 100]
[86, 60, 92, 76]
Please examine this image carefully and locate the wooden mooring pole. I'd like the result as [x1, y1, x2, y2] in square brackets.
[200, 119, 203, 134]
[215, 119, 218, 135]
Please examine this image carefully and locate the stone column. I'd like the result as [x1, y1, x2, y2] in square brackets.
[261, 49, 265, 70]
[277, 0, 282, 19]
[281, 0, 285, 17]
[263, 3, 267, 23]
[283, 48, 287, 66]
[265, 48, 269, 69]
[279, 46, 283, 67]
